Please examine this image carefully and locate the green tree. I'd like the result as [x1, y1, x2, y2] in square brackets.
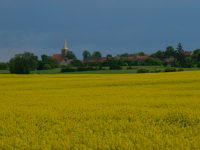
[184, 57, 193, 68]
[66, 51, 77, 59]
[82, 50, 91, 60]
[106, 54, 112, 57]
[132, 53, 138, 58]
[163, 61, 168, 67]
[0, 62, 8, 70]
[138, 52, 145, 56]
[165, 46, 176, 57]
[44, 56, 58, 64]
[197, 51, 200, 62]
[120, 53, 129, 57]
[91, 51, 102, 58]
[149, 53, 156, 58]
[177, 43, 184, 54]
[9, 52, 38, 74]
[155, 50, 164, 59]
[41, 54, 48, 61]
[70, 59, 83, 67]
[116, 54, 121, 57]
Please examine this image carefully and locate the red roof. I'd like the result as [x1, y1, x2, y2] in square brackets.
[97, 57, 107, 62]
[52, 54, 62, 64]
[182, 51, 193, 55]
[137, 54, 151, 59]
[137, 55, 148, 59]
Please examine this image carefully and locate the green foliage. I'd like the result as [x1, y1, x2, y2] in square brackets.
[37, 61, 55, 70]
[117, 59, 125, 66]
[137, 68, 150, 73]
[138, 52, 145, 56]
[171, 59, 181, 68]
[106, 54, 112, 57]
[155, 50, 164, 59]
[133, 60, 139, 66]
[77, 66, 97, 71]
[197, 51, 200, 62]
[164, 46, 176, 57]
[82, 50, 91, 61]
[41, 54, 48, 61]
[109, 64, 122, 70]
[149, 53, 156, 58]
[139, 62, 146, 66]
[61, 66, 76, 72]
[184, 57, 193, 68]
[44, 56, 58, 64]
[197, 61, 200, 68]
[176, 43, 184, 54]
[178, 68, 184, 71]
[9, 52, 38, 74]
[0, 62, 8, 70]
[43, 64, 51, 70]
[120, 53, 129, 57]
[193, 49, 200, 55]
[132, 53, 138, 58]
[164, 67, 177, 72]
[124, 60, 133, 66]
[163, 61, 168, 67]
[66, 51, 77, 59]
[91, 51, 102, 58]
[70, 59, 83, 67]
[154, 69, 163, 73]
[177, 53, 186, 67]
[127, 66, 133, 69]
[144, 57, 162, 66]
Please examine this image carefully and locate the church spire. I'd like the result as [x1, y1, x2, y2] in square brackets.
[63, 40, 68, 49]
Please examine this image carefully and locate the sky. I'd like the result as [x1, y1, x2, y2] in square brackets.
[0, 0, 200, 62]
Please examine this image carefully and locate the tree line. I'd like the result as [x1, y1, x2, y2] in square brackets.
[2, 42, 200, 74]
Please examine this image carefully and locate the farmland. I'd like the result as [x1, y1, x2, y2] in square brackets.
[1, 71, 200, 149]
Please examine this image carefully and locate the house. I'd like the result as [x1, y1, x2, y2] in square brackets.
[182, 51, 193, 56]
[52, 41, 73, 65]
[137, 54, 151, 59]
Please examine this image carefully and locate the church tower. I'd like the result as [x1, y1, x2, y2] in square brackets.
[61, 40, 69, 59]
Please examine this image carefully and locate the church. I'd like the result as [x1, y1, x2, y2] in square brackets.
[52, 41, 73, 65]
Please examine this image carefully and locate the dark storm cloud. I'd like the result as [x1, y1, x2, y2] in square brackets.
[0, 0, 200, 62]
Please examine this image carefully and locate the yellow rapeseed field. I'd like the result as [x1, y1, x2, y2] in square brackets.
[1, 71, 200, 149]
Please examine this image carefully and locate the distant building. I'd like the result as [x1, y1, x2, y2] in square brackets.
[52, 41, 73, 65]
[182, 51, 193, 56]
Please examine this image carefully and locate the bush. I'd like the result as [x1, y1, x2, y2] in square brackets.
[109, 64, 122, 70]
[61, 67, 76, 72]
[164, 67, 177, 72]
[133, 60, 139, 66]
[137, 68, 150, 73]
[197, 61, 200, 68]
[178, 68, 184, 71]
[102, 68, 106, 70]
[154, 69, 163, 73]
[0, 62, 8, 70]
[77, 66, 86, 71]
[70, 59, 83, 67]
[88, 66, 97, 71]
[99, 66, 102, 70]
[163, 61, 168, 67]
[127, 66, 132, 69]
[43, 64, 51, 70]
[139, 62, 146, 66]
[171, 61, 181, 68]
[54, 64, 60, 68]
[144, 57, 162, 66]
